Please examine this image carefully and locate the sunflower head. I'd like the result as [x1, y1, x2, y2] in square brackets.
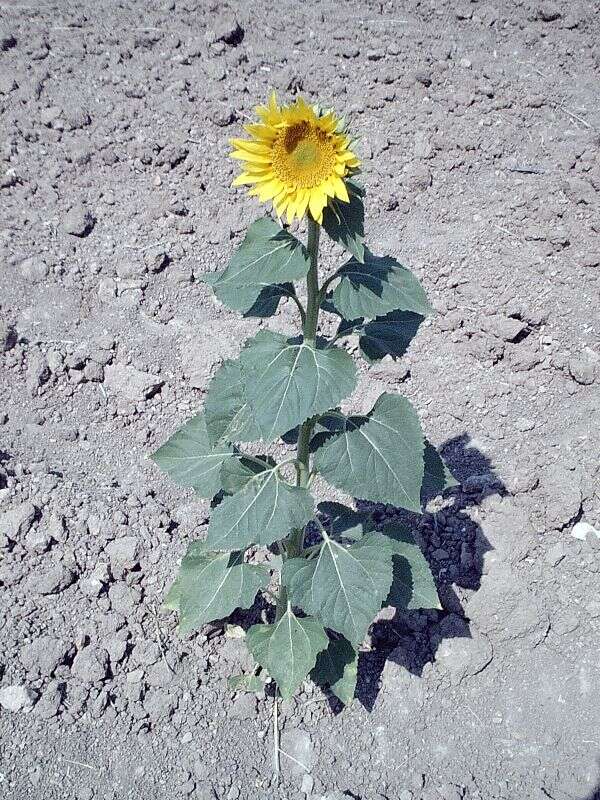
[229, 92, 360, 225]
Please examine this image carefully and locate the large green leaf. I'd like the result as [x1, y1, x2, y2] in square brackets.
[331, 250, 432, 320]
[151, 414, 233, 499]
[317, 501, 374, 542]
[203, 218, 310, 314]
[243, 283, 294, 318]
[204, 359, 261, 445]
[383, 523, 441, 610]
[421, 441, 459, 502]
[283, 532, 395, 646]
[219, 454, 276, 495]
[167, 544, 270, 634]
[313, 393, 425, 512]
[322, 179, 365, 263]
[206, 462, 314, 550]
[311, 636, 358, 705]
[337, 310, 424, 363]
[240, 330, 357, 442]
[245, 608, 329, 700]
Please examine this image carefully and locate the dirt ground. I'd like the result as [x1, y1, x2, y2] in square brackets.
[1, 1, 600, 799]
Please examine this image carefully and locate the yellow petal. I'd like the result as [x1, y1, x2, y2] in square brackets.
[332, 176, 350, 202]
[308, 189, 327, 223]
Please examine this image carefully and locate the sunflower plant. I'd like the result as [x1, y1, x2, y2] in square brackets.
[151, 93, 457, 773]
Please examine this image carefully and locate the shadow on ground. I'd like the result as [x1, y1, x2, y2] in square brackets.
[351, 433, 504, 713]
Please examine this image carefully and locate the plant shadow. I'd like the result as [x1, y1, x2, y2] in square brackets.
[347, 432, 504, 713]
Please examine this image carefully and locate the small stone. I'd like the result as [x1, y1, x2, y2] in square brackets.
[103, 363, 163, 402]
[105, 535, 139, 568]
[27, 353, 50, 393]
[84, 361, 104, 382]
[538, 4, 561, 22]
[0, 501, 36, 541]
[0, 684, 38, 712]
[144, 250, 169, 273]
[300, 774, 314, 795]
[20, 255, 49, 282]
[568, 348, 599, 385]
[25, 526, 52, 554]
[131, 640, 161, 667]
[571, 521, 600, 542]
[71, 647, 110, 683]
[21, 636, 68, 677]
[546, 541, 567, 566]
[62, 205, 95, 237]
[29, 564, 76, 595]
[414, 71, 432, 87]
[209, 13, 243, 45]
[482, 314, 527, 342]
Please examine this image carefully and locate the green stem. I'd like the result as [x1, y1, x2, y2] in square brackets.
[273, 220, 320, 780]
[303, 218, 320, 347]
[297, 217, 321, 485]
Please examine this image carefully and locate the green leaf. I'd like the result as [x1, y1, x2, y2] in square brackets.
[382, 523, 441, 610]
[331, 250, 432, 320]
[173, 546, 270, 634]
[220, 454, 276, 495]
[245, 608, 329, 700]
[311, 636, 358, 705]
[337, 311, 424, 363]
[322, 179, 365, 262]
[317, 501, 374, 542]
[313, 393, 425, 512]
[205, 360, 261, 445]
[243, 283, 294, 318]
[202, 218, 310, 314]
[228, 673, 267, 693]
[151, 414, 233, 499]
[163, 576, 182, 611]
[240, 330, 357, 442]
[283, 532, 395, 646]
[421, 441, 460, 502]
[206, 462, 314, 550]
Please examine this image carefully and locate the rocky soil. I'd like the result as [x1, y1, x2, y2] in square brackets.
[1, 1, 599, 799]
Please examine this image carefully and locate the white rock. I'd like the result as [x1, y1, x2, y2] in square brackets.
[571, 521, 600, 541]
[0, 684, 38, 712]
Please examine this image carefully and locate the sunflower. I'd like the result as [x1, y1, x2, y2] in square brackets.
[229, 92, 360, 225]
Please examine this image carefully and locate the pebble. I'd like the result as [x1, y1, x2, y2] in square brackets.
[571, 521, 600, 542]
[0, 501, 36, 541]
[568, 349, 598, 385]
[20, 255, 49, 282]
[62, 205, 95, 237]
[21, 636, 68, 677]
[545, 541, 567, 566]
[103, 363, 163, 402]
[29, 564, 76, 595]
[0, 684, 38, 712]
[71, 647, 110, 683]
